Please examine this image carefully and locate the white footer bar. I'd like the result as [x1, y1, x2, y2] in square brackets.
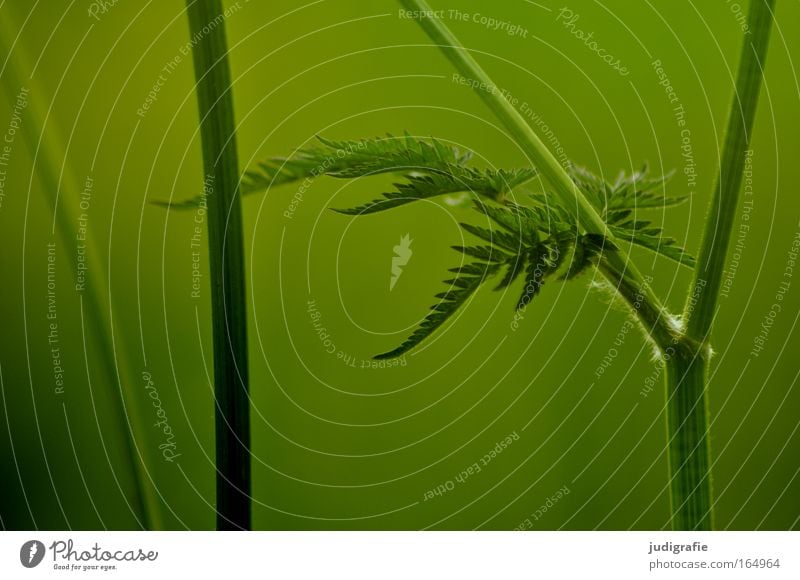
[1, 531, 797, 579]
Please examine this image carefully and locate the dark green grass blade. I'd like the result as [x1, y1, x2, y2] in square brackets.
[185, 0, 251, 531]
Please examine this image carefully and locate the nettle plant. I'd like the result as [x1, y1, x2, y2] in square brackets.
[242, 135, 691, 363]
[179, 0, 775, 530]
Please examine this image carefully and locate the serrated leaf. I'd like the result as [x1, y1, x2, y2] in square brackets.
[495, 253, 527, 290]
[473, 200, 539, 246]
[516, 246, 551, 310]
[333, 165, 536, 215]
[568, 165, 695, 267]
[460, 223, 524, 253]
[156, 133, 474, 208]
[251, 133, 471, 190]
[569, 164, 688, 217]
[609, 225, 696, 267]
[374, 261, 501, 359]
[453, 245, 512, 263]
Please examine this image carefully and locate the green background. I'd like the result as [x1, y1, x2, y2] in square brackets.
[1, 0, 798, 530]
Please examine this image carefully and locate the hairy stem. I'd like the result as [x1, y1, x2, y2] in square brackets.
[597, 260, 680, 350]
[664, 0, 776, 531]
[0, 16, 161, 529]
[665, 346, 713, 530]
[398, 0, 603, 234]
[598, 257, 713, 531]
[397, 0, 673, 350]
[684, 0, 776, 342]
[399, 0, 777, 532]
[185, 0, 251, 530]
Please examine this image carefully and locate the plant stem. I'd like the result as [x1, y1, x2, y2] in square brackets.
[598, 256, 712, 530]
[399, 0, 776, 532]
[664, 0, 776, 531]
[396, 0, 673, 349]
[664, 345, 713, 530]
[398, 0, 604, 234]
[598, 255, 715, 531]
[0, 17, 160, 529]
[185, 0, 251, 530]
[597, 260, 680, 350]
[684, 0, 776, 343]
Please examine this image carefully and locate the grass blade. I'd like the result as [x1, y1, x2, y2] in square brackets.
[0, 13, 161, 529]
[184, 0, 251, 530]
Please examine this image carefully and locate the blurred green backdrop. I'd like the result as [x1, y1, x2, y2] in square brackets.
[0, 0, 798, 530]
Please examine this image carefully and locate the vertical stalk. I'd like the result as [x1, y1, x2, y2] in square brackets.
[601, 251, 712, 530]
[398, 0, 777, 531]
[665, 347, 712, 530]
[685, 0, 776, 341]
[184, 0, 251, 530]
[665, 0, 776, 530]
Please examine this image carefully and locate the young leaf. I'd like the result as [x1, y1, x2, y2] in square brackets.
[242, 133, 473, 194]
[155, 134, 534, 211]
[332, 166, 536, 215]
[375, 203, 601, 358]
[608, 165, 688, 211]
[452, 244, 512, 263]
[495, 253, 527, 290]
[374, 260, 501, 359]
[569, 164, 688, 216]
[609, 224, 696, 267]
[516, 245, 550, 310]
[568, 165, 695, 267]
[460, 223, 524, 253]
